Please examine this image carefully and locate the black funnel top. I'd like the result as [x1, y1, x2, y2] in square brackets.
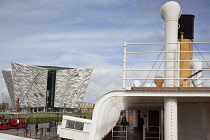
[178, 14, 195, 39]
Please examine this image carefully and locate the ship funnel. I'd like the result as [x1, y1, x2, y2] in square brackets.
[178, 14, 195, 39]
[178, 14, 195, 87]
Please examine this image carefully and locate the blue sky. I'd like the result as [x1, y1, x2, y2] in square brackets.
[0, 0, 210, 104]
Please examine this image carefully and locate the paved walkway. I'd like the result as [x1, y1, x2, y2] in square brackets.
[0, 121, 142, 140]
[0, 122, 61, 139]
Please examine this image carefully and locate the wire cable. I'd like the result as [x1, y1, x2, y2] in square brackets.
[192, 39, 210, 68]
[150, 55, 165, 87]
[142, 46, 165, 87]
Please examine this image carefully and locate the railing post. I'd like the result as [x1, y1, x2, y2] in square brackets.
[45, 128, 47, 138]
[177, 42, 180, 87]
[143, 125, 145, 140]
[112, 127, 113, 140]
[41, 128, 43, 138]
[123, 42, 127, 89]
[126, 125, 127, 140]
[159, 126, 161, 140]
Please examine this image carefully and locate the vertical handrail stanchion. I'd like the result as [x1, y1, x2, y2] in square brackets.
[126, 125, 128, 140]
[143, 125, 145, 140]
[177, 42, 180, 87]
[49, 127, 51, 137]
[45, 128, 47, 138]
[159, 126, 161, 140]
[40, 128, 43, 138]
[112, 127, 113, 140]
[123, 42, 127, 89]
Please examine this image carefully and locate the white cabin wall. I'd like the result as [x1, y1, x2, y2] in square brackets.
[178, 103, 207, 140]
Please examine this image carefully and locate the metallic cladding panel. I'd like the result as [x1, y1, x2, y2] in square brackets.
[2, 70, 15, 107]
[12, 62, 48, 108]
[54, 68, 93, 108]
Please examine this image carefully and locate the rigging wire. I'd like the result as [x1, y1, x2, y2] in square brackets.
[192, 39, 210, 68]
[150, 55, 165, 87]
[126, 63, 132, 87]
[142, 45, 165, 87]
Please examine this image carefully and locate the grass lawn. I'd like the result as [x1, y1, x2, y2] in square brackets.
[27, 113, 63, 118]
[0, 113, 92, 119]
[68, 113, 92, 119]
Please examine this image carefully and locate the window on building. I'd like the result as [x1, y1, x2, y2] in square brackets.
[75, 122, 84, 130]
[66, 120, 75, 129]
[66, 120, 84, 131]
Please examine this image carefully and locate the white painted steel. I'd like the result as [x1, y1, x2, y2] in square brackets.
[190, 59, 202, 87]
[0, 133, 35, 140]
[89, 93, 123, 140]
[160, 1, 181, 140]
[123, 78, 210, 80]
[177, 42, 180, 87]
[125, 42, 210, 45]
[126, 110, 129, 123]
[89, 89, 210, 139]
[133, 80, 141, 87]
[123, 42, 127, 89]
[164, 97, 178, 140]
[123, 69, 209, 71]
[57, 116, 92, 140]
[58, 89, 210, 140]
[122, 41, 210, 89]
[161, 1, 181, 86]
[126, 60, 210, 62]
[126, 51, 210, 53]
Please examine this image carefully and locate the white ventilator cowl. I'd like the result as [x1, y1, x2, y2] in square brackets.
[190, 59, 202, 70]
[133, 80, 141, 87]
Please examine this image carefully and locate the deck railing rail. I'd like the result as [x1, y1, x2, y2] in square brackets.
[123, 42, 210, 89]
[112, 125, 127, 140]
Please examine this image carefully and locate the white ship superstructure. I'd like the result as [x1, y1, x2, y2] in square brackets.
[57, 1, 210, 140]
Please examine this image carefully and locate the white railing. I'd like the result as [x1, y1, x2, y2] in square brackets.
[144, 126, 160, 140]
[112, 125, 127, 140]
[122, 42, 210, 89]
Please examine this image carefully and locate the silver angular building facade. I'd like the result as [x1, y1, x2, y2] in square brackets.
[2, 62, 93, 111]
[2, 70, 15, 107]
[12, 62, 48, 108]
[54, 68, 93, 108]
[2, 62, 48, 108]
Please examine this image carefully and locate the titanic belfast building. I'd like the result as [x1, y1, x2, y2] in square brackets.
[2, 62, 93, 112]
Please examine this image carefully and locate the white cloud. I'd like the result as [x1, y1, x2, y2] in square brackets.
[84, 63, 122, 103]
[1, 0, 210, 105]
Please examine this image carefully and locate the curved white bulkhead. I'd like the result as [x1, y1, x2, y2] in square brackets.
[58, 89, 210, 140]
[89, 92, 124, 139]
